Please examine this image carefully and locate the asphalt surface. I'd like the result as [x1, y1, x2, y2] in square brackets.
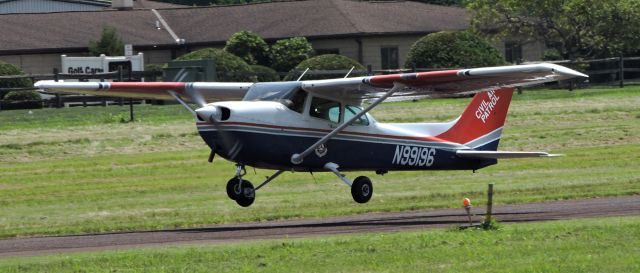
[1, 196, 638, 257]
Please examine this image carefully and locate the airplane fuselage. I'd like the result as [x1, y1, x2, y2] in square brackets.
[196, 100, 497, 172]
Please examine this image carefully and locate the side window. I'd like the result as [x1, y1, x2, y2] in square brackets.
[286, 89, 307, 113]
[344, 105, 369, 126]
[310, 97, 341, 123]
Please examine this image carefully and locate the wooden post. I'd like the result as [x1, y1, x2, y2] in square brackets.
[129, 98, 134, 122]
[485, 183, 494, 224]
[619, 55, 624, 88]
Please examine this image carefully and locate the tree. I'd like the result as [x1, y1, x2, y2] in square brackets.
[0, 61, 32, 100]
[270, 37, 313, 72]
[467, 0, 640, 59]
[89, 26, 125, 56]
[224, 31, 269, 66]
[284, 54, 365, 81]
[175, 48, 253, 82]
[249, 65, 279, 82]
[405, 31, 504, 69]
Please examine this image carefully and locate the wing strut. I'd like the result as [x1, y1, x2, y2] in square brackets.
[290, 82, 405, 164]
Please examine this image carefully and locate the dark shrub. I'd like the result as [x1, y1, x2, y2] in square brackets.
[405, 31, 505, 69]
[285, 54, 365, 81]
[175, 48, 253, 82]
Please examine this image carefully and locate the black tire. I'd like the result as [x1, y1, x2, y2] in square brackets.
[226, 177, 242, 200]
[351, 176, 373, 204]
[235, 180, 255, 207]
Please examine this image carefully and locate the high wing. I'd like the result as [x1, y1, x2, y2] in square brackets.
[34, 81, 252, 103]
[300, 63, 588, 101]
[34, 63, 586, 105]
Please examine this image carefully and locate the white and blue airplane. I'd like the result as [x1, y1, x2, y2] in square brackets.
[35, 63, 587, 207]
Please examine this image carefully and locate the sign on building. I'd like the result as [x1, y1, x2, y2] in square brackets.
[61, 53, 144, 77]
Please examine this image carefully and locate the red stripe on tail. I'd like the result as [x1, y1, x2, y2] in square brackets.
[436, 88, 514, 144]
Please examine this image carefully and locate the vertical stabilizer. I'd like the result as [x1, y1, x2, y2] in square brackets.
[436, 88, 514, 150]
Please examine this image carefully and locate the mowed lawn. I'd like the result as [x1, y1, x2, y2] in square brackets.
[1, 216, 638, 272]
[0, 87, 639, 238]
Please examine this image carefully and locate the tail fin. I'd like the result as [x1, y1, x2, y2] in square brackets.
[436, 88, 514, 151]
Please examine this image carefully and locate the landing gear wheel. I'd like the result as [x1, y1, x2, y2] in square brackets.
[351, 176, 373, 204]
[235, 180, 255, 207]
[226, 177, 242, 200]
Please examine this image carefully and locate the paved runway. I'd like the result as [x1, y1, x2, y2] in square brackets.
[1, 196, 638, 257]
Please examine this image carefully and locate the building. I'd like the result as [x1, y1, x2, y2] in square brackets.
[0, 0, 182, 14]
[0, 0, 539, 74]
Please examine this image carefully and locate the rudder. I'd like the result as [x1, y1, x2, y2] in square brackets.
[436, 88, 514, 150]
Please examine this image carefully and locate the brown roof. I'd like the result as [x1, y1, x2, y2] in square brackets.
[0, 0, 469, 54]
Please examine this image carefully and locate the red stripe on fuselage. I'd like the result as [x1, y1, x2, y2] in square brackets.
[196, 121, 453, 144]
[109, 82, 187, 90]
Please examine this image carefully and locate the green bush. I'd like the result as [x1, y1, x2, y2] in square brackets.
[542, 49, 563, 61]
[405, 31, 505, 69]
[224, 31, 269, 66]
[0, 61, 32, 99]
[270, 37, 313, 72]
[3, 90, 41, 101]
[175, 48, 253, 82]
[89, 26, 124, 56]
[144, 64, 165, 72]
[284, 54, 365, 81]
[249, 65, 280, 82]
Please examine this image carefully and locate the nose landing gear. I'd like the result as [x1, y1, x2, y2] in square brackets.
[226, 165, 255, 207]
[226, 165, 285, 207]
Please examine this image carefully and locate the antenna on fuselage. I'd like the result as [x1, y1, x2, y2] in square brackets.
[344, 66, 355, 78]
[296, 68, 310, 81]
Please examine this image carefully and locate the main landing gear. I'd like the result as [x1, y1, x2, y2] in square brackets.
[324, 162, 373, 204]
[225, 163, 372, 207]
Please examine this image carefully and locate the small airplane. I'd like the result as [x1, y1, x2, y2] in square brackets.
[35, 63, 587, 207]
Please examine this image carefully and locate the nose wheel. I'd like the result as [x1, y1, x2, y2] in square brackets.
[225, 165, 285, 207]
[226, 177, 255, 207]
[226, 165, 255, 207]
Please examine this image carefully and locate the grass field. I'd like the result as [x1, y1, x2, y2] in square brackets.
[0, 86, 639, 238]
[1, 216, 638, 272]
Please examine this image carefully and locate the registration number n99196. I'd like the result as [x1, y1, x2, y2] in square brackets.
[392, 145, 436, 167]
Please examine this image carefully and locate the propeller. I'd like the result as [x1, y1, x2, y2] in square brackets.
[170, 71, 240, 162]
[195, 105, 242, 161]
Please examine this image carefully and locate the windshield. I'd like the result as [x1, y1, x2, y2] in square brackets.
[242, 82, 303, 102]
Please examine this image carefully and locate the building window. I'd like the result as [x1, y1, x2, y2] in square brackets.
[315, 48, 340, 55]
[505, 42, 523, 64]
[381, 47, 399, 70]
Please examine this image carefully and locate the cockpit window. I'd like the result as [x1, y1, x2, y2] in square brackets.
[286, 89, 307, 113]
[242, 82, 303, 102]
[310, 97, 341, 123]
[344, 105, 369, 126]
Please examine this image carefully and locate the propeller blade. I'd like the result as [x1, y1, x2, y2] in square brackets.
[185, 83, 207, 108]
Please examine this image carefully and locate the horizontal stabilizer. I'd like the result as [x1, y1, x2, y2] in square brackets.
[456, 150, 562, 159]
